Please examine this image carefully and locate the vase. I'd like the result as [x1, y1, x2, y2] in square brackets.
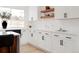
[2, 20, 7, 29]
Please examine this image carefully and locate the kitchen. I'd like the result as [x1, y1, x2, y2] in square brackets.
[0, 6, 79, 53]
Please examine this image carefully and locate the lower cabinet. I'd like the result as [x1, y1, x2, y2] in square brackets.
[30, 31, 52, 52]
[0, 35, 19, 53]
[30, 31, 42, 47]
[37, 33, 52, 52]
[62, 37, 73, 53]
[42, 33, 52, 52]
[52, 35, 62, 52]
[31, 31, 74, 53]
[21, 29, 31, 45]
[52, 34, 73, 53]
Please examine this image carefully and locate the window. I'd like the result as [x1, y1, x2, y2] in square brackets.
[0, 7, 24, 20]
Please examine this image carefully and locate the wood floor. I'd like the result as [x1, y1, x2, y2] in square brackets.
[20, 43, 46, 53]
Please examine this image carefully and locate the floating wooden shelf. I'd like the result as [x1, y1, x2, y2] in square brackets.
[41, 16, 54, 18]
[41, 8, 54, 13]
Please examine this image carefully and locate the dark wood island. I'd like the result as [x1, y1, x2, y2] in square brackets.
[0, 31, 20, 53]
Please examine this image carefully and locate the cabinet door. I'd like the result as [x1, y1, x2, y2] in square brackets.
[31, 31, 52, 52]
[34, 32, 45, 50]
[41, 33, 52, 52]
[52, 34, 73, 53]
[55, 6, 66, 19]
[20, 30, 31, 45]
[52, 35, 64, 53]
[29, 6, 38, 21]
[62, 36, 73, 53]
[66, 7, 79, 18]
[30, 31, 43, 47]
[55, 6, 79, 19]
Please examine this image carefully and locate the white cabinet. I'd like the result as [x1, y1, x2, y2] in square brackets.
[62, 36, 73, 52]
[29, 6, 38, 21]
[30, 31, 52, 52]
[30, 30, 74, 53]
[55, 6, 79, 19]
[55, 6, 66, 19]
[52, 33, 73, 53]
[40, 32, 52, 51]
[52, 34, 64, 52]
[66, 7, 79, 18]
[28, 6, 79, 20]
[20, 29, 31, 45]
[29, 31, 42, 47]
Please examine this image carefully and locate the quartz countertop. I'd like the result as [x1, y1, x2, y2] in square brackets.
[0, 31, 20, 36]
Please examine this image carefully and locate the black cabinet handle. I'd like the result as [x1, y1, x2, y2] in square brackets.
[66, 37, 71, 39]
[60, 40, 63, 46]
[45, 33, 48, 35]
[54, 35, 59, 37]
[31, 33, 33, 37]
[42, 36, 44, 40]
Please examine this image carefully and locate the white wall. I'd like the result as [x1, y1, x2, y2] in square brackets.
[33, 20, 61, 31]
[28, 6, 38, 21]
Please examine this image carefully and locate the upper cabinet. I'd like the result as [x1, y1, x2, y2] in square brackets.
[66, 7, 79, 18]
[28, 6, 79, 21]
[55, 6, 66, 19]
[39, 6, 79, 20]
[28, 6, 39, 21]
[54, 6, 79, 19]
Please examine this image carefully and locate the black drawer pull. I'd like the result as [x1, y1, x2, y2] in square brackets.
[45, 33, 48, 35]
[54, 35, 59, 37]
[60, 40, 63, 46]
[31, 33, 33, 37]
[66, 37, 71, 39]
[42, 36, 44, 40]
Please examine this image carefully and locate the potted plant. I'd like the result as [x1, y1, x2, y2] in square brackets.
[0, 11, 12, 29]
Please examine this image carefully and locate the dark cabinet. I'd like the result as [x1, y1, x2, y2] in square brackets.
[0, 35, 19, 53]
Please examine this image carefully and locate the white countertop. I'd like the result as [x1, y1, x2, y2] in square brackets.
[33, 29, 77, 36]
[6, 31, 20, 35]
[0, 31, 20, 36]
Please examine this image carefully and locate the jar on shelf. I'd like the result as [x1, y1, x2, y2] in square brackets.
[45, 6, 50, 10]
